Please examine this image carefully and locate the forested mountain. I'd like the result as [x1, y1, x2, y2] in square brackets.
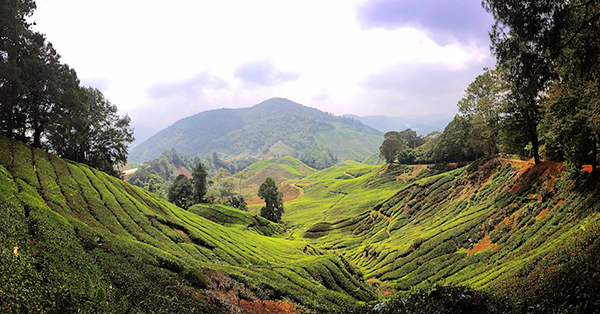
[129, 98, 382, 164]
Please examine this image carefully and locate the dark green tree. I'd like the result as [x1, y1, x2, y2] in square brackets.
[540, 1, 600, 173]
[458, 68, 503, 156]
[257, 177, 284, 223]
[168, 174, 194, 209]
[48, 87, 133, 177]
[0, 0, 36, 139]
[379, 131, 404, 164]
[434, 115, 482, 163]
[191, 162, 208, 203]
[482, 0, 564, 164]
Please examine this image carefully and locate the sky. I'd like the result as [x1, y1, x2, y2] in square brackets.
[31, 0, 496, 141]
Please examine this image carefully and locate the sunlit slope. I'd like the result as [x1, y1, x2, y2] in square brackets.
[0, 136, 374, 313]
[295, 158, 600, 293]
[284, 161, 437, 235]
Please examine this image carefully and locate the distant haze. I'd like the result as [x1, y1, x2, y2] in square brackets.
[345, 114, 451, 135]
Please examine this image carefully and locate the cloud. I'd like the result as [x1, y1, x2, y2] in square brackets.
[234, 58, 300, 86]
[146, 72, 228, 99]
[358, 59, 493, 117]
[356, 0, 494, 45]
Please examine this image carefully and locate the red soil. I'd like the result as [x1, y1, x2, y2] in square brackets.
[174, 166, 192, 178]
[536, 208, 550, 219]
[467, 235, 497, 256]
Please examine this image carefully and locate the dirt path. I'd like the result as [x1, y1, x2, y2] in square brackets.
[376, 210, 392, 236]
[343, 171, 356, 179]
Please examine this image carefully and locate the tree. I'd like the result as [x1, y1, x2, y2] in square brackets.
[482, 0, 563, 164]
[540, 1, 600, 173]
[257, 177, 284, 223]
[458, 68, 503, 156]
[191, 162, 208, 203]
[434, 115, 482, 163]
[379, 131, 405, 164]
[47, 87, 133, 177]
[168, 174, 194, 209]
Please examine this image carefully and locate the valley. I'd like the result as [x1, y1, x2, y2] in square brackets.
[2, 134, 598, 313]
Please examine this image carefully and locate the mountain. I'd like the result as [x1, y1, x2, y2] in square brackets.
[129, 98, 383, 163]
[345, 114, 452, 135]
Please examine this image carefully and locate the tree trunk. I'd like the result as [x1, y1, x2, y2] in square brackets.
[531, 133, 540, 165]
[592, 138, 598, 173]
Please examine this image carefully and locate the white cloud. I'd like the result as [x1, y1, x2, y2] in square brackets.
[31, 0, 495, 134]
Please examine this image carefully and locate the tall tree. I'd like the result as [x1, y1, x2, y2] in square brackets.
[0, 0, 36, 139]
[483, 0, 565, 164]
[257, 177, 284, 223]
[379, 131, 405, 164]
[168, 174, 194, 209]
[47, 87, 133, 177]
[191, 162, 208, 203]
[458, 68, 503, 156]
[541, 0, 600, 172]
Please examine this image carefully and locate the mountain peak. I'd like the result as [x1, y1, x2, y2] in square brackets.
[129, 98, 382, 163]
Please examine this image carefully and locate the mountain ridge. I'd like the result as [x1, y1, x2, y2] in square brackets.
[129, 98, 383, 163]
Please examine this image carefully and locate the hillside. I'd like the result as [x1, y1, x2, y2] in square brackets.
[2, 134, 599, 313]
[284, 158, 600, 312]
[0, 136, 375, 313]
[234, 156, 315, 206]
[129, 98, 383, 163]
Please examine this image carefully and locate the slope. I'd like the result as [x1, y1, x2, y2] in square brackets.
[129, 98, 382, 163]
[284, 158, 600, 311]
[0, 136, 375, 313]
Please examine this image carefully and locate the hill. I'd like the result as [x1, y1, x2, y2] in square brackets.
[235, 156, 315, 206]
[283, 158, 600, 312]
[0, 135, 375, 313]
[2, 134, 599, 313]
[129, 98, 383, 164]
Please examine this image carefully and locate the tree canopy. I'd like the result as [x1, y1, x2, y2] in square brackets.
[168, 174, 194, 210]
[0, 0, 133, 176]
[258, 177, 284, 223]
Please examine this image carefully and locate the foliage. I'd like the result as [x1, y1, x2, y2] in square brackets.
[258, 177, 284, 223]
[191, 162, 208, 203]
[433, 115, 482, 163]
[0, 135, 378, 312]
[168, 174, 194, 209]
[483, 0, 600, 169]
[128, 148, 200, 198]
[379, 129, 425, 164]
[0, 0, 133, 175]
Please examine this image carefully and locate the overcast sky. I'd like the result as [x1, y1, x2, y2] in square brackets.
[31, 0, 496, 137]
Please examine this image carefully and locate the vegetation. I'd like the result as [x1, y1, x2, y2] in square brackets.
[258, 177, 284, 223]
[191, 162, 208, 203]
[0, 0, 133, 176]
[483, 0, 600, 170]
[168, 174, 194, 209]
[129, 98, 382, 168]
[0, 135, 377, 313]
